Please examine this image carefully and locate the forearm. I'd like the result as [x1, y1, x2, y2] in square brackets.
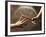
[36, 8, 42, 18]
[11, 24, 15, 27]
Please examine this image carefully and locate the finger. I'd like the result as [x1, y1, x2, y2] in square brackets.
[32, 21, 36, 24]
[19, 16, 22, 21]
[32, 18, 35, 21]
[19, 15, 24, 21]
[21, 18, 26, 22]
[32, 17, 37, 21]
[22, 19, 29, 24]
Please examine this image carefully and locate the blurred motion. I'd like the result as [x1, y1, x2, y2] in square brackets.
[10, 5, 42, 32]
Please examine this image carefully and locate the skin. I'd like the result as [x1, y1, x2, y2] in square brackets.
[11, 15, 29, 27]
[32, 7, 42, 20]
[11, 8, 42, 27]
[31, 7, 42, 24]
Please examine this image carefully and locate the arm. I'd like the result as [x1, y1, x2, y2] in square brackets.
[32, 7, 42, 20]
[11, 16, 28, 27]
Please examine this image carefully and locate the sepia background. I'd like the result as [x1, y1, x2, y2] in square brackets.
[10, 5, 42, 32]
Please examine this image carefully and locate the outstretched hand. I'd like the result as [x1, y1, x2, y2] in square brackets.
[11, 18, 28, 27]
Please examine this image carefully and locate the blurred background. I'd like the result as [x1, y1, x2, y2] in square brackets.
[10, 5, 42, 32]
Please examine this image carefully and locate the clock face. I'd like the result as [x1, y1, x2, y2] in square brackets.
[10, 5, 41, 32]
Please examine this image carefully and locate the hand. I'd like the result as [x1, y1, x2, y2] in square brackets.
[31, 17, 38, 24]
[11, 18, 28, 27]
[32, 17, 38, 21]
